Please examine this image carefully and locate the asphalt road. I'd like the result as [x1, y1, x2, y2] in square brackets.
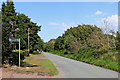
[42, 52, 118, 78]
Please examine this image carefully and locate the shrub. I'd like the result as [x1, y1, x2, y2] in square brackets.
[9, 50, 29, 65]
[22, 50, 29, 56]
[9, 52, 25, 65]
[49, 49, 118, 72]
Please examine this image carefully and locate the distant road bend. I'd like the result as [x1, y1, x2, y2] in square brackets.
[42, 52, 118, 78]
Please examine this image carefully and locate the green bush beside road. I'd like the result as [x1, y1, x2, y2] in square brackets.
[49, 49, 118, 72]
[9, 49, 28, 65]
[44, 25, 119, 72]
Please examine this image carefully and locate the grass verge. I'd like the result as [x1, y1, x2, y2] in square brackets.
[23, 58, 59, 76]
[48, 50, 118, 72]
[29, 54, 45, 57]
[11, 53, 59, 76]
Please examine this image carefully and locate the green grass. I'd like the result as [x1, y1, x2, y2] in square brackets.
[29, 54, 45, 57]
[12, 49, 28, 53]
[22, 54, 59, 76]
[23, 58, 59, 76]
[26, 70, 34, 73]
[10, 51, 59, 76]
[49, 50, 118, 72]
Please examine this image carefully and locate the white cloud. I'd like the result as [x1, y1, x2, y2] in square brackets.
[102, 14, 118, 27]
[101, 14, 118, 32]
[49, 22, 59, 26]
[48, 22, 77, 31]
[95, 10, 102, 15]
[107, 14, 118, 27]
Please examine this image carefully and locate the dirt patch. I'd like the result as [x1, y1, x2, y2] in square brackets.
[0, 68, 2, 79]
[2, 68, 60, 78]
[2, 55, 60, 78]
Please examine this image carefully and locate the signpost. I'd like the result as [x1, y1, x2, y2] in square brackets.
[9, 20, 21, 67]
[9, 38, 21, 67]
[9, 39, 19, 42]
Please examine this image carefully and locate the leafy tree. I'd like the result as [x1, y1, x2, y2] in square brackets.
[54, 36, 64, 50]
[2, 0, 43, 65]
[47, 24, 116, 55]
[0, 11, 2, 66]
[15, 14, 30, 49]
[116, 31, 120, 50]
[43, 39, 55, 52]
[2, 0, 17, 64]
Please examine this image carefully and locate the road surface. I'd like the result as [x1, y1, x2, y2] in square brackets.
[42, 52, 118, 78]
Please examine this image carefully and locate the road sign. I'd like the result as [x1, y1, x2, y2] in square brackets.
[9, 39, 19, 42]
[9, 38, 21, 67]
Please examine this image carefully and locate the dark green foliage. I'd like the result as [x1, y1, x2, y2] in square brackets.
[49, 24, 115, 54]
[9, 52, 25, 65]
[116, 31, 120, 50]
[45, 24, 118, 71]
[116, 31, 120, 72]
[22, 50, 29, 56]
[32, 51, 40, 54]
[54, 36, 64, 50]
[43, 39, 56, 52]
[50, 49, 118, 71]
[45, 24, 117, 54]
[2, 1, 16, 64]
[2, 0, 44, 65]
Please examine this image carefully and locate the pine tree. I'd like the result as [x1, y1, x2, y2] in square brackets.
[2, 0, 17, 64]
[2, 0, 43, 65]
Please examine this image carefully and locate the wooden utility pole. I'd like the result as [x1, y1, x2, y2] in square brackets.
[28, 28, 30, 55]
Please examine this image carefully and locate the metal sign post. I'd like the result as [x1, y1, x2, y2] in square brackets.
[9, 38, 20, 67]
[19, 38, 20, 67]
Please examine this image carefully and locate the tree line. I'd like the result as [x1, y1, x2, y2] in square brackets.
[43, 24, 120, 71]
[1, 0, 44, 64]
[44, 24, 119, 53]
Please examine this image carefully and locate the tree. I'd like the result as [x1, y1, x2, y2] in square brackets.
[54, 36, 64, 50]
[28, 22, 41, 52]
[2, 0, 43, 65]
[110, 30, 116, 50]
[101, 18, 113, 50]
[47, 24, 116, 55]
[2, 0, 17, 64]
[43, 39, 55, 52]
[0, 10, 2, 65]
[116, 31, 120, 50]
[15, 14, 30, 49]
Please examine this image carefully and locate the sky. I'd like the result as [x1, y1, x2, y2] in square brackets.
[1, 0, 120, 2]
[0, 2, 118, 42]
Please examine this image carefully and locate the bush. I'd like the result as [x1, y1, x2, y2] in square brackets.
[22, 50, 29, 56]
[32, 51, 40, 54]
[9, 50, 29, 65]
[49, 49, 118, 72]
[9, 52, 25, 65]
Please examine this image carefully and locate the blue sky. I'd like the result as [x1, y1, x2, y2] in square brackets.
[1, 2, 118, 42]
[1, 0, 120, 2]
